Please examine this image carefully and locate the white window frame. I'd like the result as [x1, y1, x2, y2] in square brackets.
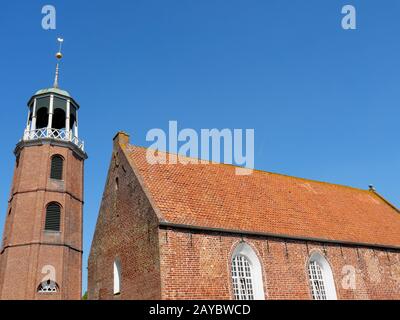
[231, 242, 265, 300]
[307, 252, 337, 300]
[232, 254, 254, 300]
[113, 259, 121, 295]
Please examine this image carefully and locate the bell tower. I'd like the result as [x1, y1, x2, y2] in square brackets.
[0, 39, 87, 300]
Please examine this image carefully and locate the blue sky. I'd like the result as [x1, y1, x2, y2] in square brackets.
[0, 1, 399, 293]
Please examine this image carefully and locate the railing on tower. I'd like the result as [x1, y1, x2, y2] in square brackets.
[22, 128, 85, 151]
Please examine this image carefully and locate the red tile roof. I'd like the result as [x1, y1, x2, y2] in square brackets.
[123, 145, 400, 248]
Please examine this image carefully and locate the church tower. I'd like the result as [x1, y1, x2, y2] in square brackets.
[0, 39, 87, 300]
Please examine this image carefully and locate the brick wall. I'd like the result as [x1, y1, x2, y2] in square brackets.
[158, 228, 400, 300]
[88, 135, 161, 300]
[0, 143, 83, 300]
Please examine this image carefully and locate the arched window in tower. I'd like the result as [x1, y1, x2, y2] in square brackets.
[37, 280, 59, 293]
[231, 242, 265, 300]
[52, 108, 66, 130]
[36, 107, 49, 129]
[45, 202, 61, 232]
[113, 259, 121, 295]
[307, 252, 337, 300]
[50, 155, 64, 180]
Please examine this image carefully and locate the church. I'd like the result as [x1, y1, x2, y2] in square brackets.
[0, 40, 399, 301]
[88, 132, 400, 300]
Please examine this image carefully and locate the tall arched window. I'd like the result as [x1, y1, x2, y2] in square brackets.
[114, 259, 121, 295]
[307, 252, 337, 300]
[231, 242, 265, 300]
[45, 202, 61, 232]
[50, 155, 64, 180]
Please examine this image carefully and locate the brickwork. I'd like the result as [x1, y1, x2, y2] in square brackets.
[158, 229, 400, 300]
[88, 134, 161, 300]
[0, 143, 84, 300]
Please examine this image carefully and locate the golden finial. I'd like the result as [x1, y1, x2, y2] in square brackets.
[56, 37, 64, 59]
[53, 37, 64, 88]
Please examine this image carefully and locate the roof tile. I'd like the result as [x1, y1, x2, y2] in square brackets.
[125, 145, 400, 248]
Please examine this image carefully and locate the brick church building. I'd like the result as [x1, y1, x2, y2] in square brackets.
[88, 132, 400, 300]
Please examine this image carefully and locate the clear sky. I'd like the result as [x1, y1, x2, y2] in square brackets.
[0, 0, 399, 294]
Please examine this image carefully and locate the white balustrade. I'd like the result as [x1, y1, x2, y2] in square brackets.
[23, 128, 84, 151]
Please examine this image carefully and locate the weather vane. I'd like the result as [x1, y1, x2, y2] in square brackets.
[53, 37, 64, 88]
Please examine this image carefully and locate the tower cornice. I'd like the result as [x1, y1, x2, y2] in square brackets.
[15, 138, 88, 160]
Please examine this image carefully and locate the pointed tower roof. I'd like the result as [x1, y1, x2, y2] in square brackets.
[34, 38, 69, 97]
[28, 38, 80, 107]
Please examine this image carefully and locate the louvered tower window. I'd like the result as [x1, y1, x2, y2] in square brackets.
[45, 203, 61, 232]
[50, 155, 63, 180]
